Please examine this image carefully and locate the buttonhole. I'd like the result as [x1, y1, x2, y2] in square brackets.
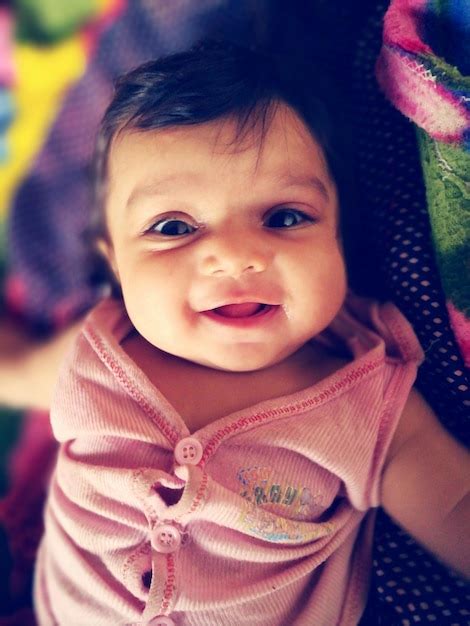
[154, 484, 184, 506]
[142, 570, 152, 589]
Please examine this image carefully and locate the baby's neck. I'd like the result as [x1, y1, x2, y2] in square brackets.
[122, 332, 348, 433]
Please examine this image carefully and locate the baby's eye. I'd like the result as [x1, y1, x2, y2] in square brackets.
[264, 208, 314, 229]
[150, 218, 196, 237]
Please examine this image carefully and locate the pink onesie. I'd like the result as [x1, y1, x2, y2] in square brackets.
[34, 294, 423, 626]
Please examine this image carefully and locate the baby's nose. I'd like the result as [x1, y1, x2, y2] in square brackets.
[199, 232, 271, 277]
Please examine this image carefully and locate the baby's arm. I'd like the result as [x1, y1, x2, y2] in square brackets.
[0, 315, 83, 410]
[381, 388, 470, 578]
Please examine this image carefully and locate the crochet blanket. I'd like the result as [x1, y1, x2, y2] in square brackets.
[376, 0, 470, 366]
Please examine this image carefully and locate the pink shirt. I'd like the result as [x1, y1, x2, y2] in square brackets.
[34, 294, 423, 626]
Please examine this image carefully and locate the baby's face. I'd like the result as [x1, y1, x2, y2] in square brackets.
[102, 104, 347, 372]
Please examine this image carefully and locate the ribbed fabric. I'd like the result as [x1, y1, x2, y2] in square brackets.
[34, 293, 423, 626]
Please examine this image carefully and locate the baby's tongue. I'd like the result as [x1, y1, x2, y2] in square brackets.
[214, 303, 263, 318]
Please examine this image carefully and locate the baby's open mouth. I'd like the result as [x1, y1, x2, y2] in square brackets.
[211, 303, 271, 318]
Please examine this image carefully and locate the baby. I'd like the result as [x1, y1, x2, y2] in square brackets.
[34, 40, 469, 625]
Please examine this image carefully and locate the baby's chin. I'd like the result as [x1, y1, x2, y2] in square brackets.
[185, 344, 309, 374]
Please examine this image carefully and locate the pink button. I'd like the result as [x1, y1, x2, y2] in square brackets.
[174, 437, 203, 465]
[151, 524, 181, 553]
[147, 617, 176, 626]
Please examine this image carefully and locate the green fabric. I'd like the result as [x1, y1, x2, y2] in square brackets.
[417, 129, 470, 317]
[0, 181, 22, 499]
[0, 409, 23, 498]
[15, 0, 98, 43]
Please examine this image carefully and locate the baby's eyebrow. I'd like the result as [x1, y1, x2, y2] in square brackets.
[125, 172, 203, 210]
[267, 172, 330, 202]
[125, 171, 330, 212]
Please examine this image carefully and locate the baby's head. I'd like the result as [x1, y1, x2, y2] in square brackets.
[91, 40, 350, 372]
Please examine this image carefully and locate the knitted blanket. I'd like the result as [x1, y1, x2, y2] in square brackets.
[376, 0, 470, 366]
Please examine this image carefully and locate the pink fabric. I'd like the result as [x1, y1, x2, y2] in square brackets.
[447, 302, 470, 368]
[0, 8, 15, 87]
[381, 0, 431, 54]
[376, 0, 470, 143]
[34, 295, 423, 626]
[376, 47, 468, 143]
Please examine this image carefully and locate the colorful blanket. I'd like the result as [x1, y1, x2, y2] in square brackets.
[376, 0, 470, 366]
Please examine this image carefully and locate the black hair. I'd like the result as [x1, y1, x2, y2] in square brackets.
[89, 38, 356, 289]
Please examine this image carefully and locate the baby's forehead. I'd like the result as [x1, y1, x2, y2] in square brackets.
[108, 104, 332, 186]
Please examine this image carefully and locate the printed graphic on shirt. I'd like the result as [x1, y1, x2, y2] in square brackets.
[236, 465, 325, 519]
[239, 504, 305, 542]
[237, 499, 336, 543]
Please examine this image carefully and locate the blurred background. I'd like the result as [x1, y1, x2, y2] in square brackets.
[0, 0, 469, 624]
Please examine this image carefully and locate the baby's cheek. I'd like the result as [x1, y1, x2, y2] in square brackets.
[315, 252, 348, 311]
[315, 244, 347, 283]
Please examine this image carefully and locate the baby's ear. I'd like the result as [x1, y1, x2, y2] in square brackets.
[96, 238, 120, 284]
